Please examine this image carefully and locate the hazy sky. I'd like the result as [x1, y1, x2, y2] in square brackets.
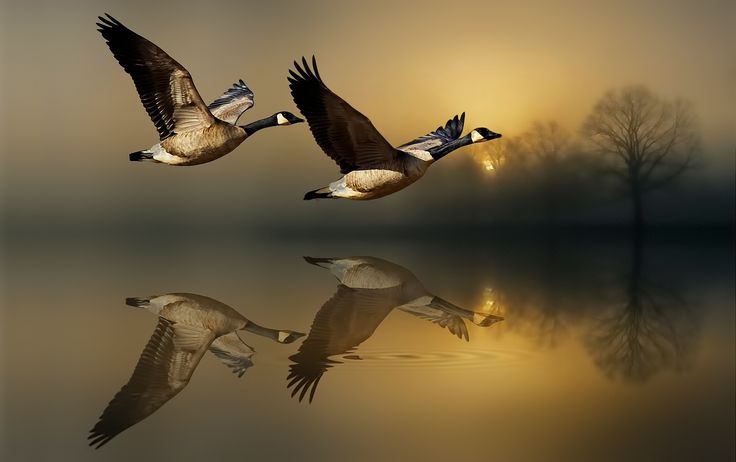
[1, 0, 734, 227]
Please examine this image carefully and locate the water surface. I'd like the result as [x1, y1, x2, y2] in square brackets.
[2, 231, 734, 461]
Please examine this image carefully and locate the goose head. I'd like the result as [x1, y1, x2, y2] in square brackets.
[470, 127, 502, 143]
[275, 112, 305, 125]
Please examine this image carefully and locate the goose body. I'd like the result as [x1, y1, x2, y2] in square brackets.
[96, 14, 303, 166]
[288, 256, 504, 402]
[88, 293, 303, 448]
[288, 57, 502, 200]
[317, 161, 430, 200]
[306, 256, 504, 335]
[146, 121, 248, 166]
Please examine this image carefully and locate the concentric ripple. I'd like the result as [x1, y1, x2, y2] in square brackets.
[335, 347, 531, 369]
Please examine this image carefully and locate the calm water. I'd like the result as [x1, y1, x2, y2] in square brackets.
[2, 230, 734, 461]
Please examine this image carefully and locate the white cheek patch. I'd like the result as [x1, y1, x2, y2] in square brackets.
[278, 331, 290, 342]
[276, 113, 289, 125]
[471, 130, 484, 143]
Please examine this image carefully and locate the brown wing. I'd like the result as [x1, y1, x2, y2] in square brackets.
[288, 56, 399, 174]
[287, 285, 400, 402]
[97, 14, 214, 140]
[87, 318, 215, 448]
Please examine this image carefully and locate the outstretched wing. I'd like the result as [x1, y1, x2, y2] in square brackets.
[287, 285, 399, 403]
[288, 56, 399, 174]
[398, 113, 465, 154]
[209, 332, 256, 378]
[97, 14, 214, 140]
[88, 318, 215, 448]
[398, 305, 469, 341]
[208, 79, 255, 124]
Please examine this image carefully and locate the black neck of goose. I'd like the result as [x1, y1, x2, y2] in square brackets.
[428, 134, 474, 161]
[240, 115, 278, 136]
[243, 321, 279, 341]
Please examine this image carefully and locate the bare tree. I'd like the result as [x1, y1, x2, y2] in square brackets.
[478, 120, 574, 169]
[581, 86, 700, 227]
[522, 120, 574, 162]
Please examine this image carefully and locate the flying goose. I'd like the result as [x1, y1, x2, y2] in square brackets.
[88, 293, 303, 448]
[287, 256, 504, 402]
[96, 14, 303, 166]
[288, 57, 502, 200]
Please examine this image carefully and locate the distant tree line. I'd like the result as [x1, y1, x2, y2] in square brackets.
[460, 85, 701, 228]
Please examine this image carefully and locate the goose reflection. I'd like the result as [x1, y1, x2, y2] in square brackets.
[88, 293, 304, 448]
[288, 256, 504, 402]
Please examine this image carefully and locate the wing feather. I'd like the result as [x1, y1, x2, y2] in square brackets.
[287, 285, 399, 402]
[97, 14, 214, 140]
[87, 318, 215, 448]
[208, 79, 255, 125]
[398, 305, 469, 341]
[209, 332, 256, 378]
[398, 113, 465, 153]
[288, 56, 398, 173]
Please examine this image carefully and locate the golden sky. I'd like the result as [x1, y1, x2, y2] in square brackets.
[1, 0, 734, 224]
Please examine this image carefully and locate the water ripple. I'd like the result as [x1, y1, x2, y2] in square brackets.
[337, 347, 531, 369]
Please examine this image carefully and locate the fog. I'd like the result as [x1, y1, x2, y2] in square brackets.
[1, 0, 734, 233]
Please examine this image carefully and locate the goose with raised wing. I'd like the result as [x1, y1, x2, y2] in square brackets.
[287, 256, 504, 402]
[88, 293, 303, 448]
[96, 14, 303, 166]
[288, 57, 502, 200]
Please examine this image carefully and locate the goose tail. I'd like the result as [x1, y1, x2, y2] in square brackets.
[125, 297, 151, 308]
[303, 187, 333, 200]
[303, 256, 335, 268]
[129, 150, 155, 162]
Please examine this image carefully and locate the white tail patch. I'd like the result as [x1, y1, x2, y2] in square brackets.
[151, 143, 187, 165]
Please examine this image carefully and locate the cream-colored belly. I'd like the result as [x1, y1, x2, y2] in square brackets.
[334, 169, 424, 200]
[155, 125, 246, 166]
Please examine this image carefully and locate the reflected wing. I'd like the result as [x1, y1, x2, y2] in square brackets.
[208, 79, 255, 124]
[88, 318, 215, 448]
[97, 14, 214, 140]
[428, 296, 505, 328]
[287, 285, 398, 402]
[288, 56, 399, 173]
[209, 331, 255, 378]
[398, 113, 465, 153]
[399, 305, 469, 341]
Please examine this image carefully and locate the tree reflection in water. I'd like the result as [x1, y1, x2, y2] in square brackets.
[585, 234, 697, 382]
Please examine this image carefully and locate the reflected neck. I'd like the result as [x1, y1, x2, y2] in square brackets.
[243, 321, 279, 341]
[428, 134, 473, 161]
[240, 115, 278, 136]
